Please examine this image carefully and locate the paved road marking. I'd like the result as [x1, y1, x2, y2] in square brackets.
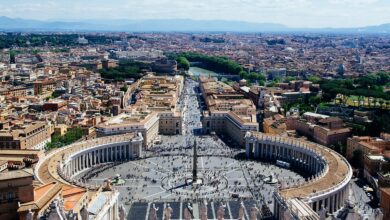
[129, 161, 168, 176]
[225, 168, 240, 174]
[115, 185, 162, 188]
[146, 159, 173, 173]
[162, 193, 172, 199]
[179, 201, 183, 219]
[227, 202, 233, 219]
[226, 161, 237, 167]
[145, 202, 151, 220]
[144, 189, 167, 199]
[243, 203, 250, 220]
[211, 201, 216, 220]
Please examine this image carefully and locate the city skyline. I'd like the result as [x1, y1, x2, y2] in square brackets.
[0, 1, 389, 218]
[1, 0, 390, 28]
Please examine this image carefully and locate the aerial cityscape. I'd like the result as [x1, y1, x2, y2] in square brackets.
[0, 1, 390, 220]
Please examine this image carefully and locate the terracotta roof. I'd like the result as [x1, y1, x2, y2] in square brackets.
[18, 182, 62, 212]
[62, 185, 87, 211]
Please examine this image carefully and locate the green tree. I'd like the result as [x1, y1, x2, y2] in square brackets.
[99, 61, 146, 81]
[308, 96, 321, 106]
[175, 52, 245, 75]
[176, 56, 190, 70]
[308, 75, 321, 83]
[120, 86, 128, 92]
[284, 76, 297, 83]
[45, 127, 84, 151]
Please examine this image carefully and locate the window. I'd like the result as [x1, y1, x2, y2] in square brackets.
[7, 192, 14, 200]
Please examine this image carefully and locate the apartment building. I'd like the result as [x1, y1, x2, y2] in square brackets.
[200, 76, 259, 146]
[96, 111, 160, 147]
[96, 74, 184, 147]
[347, 136, 390, 161]
[347, 135, 390, 191]
[0, 122, 52, 150]
[0, 169, 34, 220]
[262, 114, 287, 135]
[33, 79, 56, 96]
[287, 115, 350, 147]
[0, 86, 28, 98]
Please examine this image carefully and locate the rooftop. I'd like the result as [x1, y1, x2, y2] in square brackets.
[18, 182, 62, 212]
[0, 168, 34, 181]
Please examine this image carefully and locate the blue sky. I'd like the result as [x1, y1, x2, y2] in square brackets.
[1, 0, 390, 28]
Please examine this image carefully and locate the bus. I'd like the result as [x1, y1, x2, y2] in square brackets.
[276, 160, 290, 169]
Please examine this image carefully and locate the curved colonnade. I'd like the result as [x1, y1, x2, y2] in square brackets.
[35, 130, 352, 220]
[245, 131, 352, 219]
[35, 133, 143, 188]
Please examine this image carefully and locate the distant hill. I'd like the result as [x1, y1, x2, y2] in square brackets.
[0, 16, 390, 33]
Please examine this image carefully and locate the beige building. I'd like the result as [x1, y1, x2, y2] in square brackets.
[96, 74, 184, 147]
[346, 136, 390, 161]
[346, 135, 390, 192]
[200, 76, 258, 146]
[54, 124, 68, 136]
[33, 80, 56, 96]
[0, 149, 43, 168]
[0, 86, 28, 99]
[287, 116, 350, 147]
[0, 169, 34, 220]
[262, 114, 287, 135]
[0, 122, 52, 150]
[0, 160, 7, 172]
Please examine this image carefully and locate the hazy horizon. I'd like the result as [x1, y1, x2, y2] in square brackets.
[1, 0, 390, 28]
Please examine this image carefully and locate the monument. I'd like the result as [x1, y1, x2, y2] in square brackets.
[238, 202, 245, 220]
[184, 203, 194, 220]
[191, 140, 203, 188]
[149, 204, 159, 220]
[164, 203, 173, 220]
[250, 204, 259, 220]
[217, 203, 226, 220]
[200, 200, 208, 220]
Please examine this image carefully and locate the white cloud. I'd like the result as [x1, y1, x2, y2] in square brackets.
[0, 0, 389, 28]
[328, 0, 378, 6]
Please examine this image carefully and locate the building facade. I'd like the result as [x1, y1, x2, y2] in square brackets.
[96, 74, 184, 147]
[200, 76, 259, 146]
[0, 122, 52, 150]
[0, 169, 34, 220]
